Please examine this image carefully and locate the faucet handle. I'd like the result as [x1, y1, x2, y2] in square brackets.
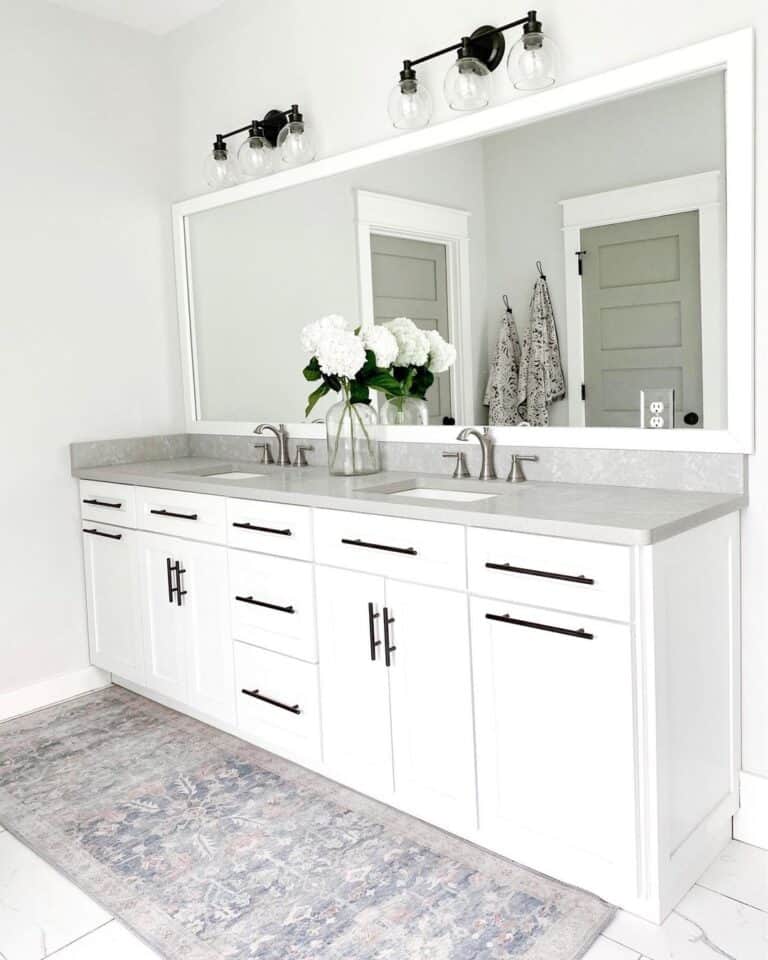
[253, 442, 275, 465]
[507, 454, 538, 483]
[293, 444, 314, 467]
[442, 451, 471, 479]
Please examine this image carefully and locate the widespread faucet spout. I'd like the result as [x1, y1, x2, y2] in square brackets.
[456, 426, 496, 480]
[254, 422, 291, 466]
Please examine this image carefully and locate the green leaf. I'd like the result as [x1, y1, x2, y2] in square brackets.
[303, 356, 321, 382]
[365, 370, 404, 396]
[305, 382, 330, 417]
[349, 380, 371, 404]
[410, 366, 434, 400]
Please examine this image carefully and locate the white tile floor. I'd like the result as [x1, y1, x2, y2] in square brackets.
[0, 821, 765, 959]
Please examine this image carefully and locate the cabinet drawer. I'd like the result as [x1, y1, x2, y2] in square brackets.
[468, 527, 631, 622]
[234, 642, 320, 763]
[136, 487, 226, 544]
[226, 498, 312, 560]
[229, 551, 316, 662]
[314, 508, 465, 589]
[80, 480, 136, 528]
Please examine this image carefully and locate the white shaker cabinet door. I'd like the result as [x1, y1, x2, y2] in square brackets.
[386, 581, 477, 834]
[137, 533, 189, 704]
[470, 598, 637, 896]
[178, 539, 234, 725]
[316, 566, 393, 798]
[138, 533, 234, 724]
[82, 524, 143, 684]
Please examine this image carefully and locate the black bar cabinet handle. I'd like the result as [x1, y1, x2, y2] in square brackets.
[485, 562, 595, 585]
[485, 612, 594, 640]
[368, 602, 381, 661]
[173, 562, 187, 606]
[235, 595, 295, 614]
[232, 521, 292, 536]
[82, 498, 122, 509]
[241, 688, 301, 715]
[166, 557, 175, 603]
[150, 508, 198, 521]
[341, 537, 417, 556]
[82, 527, 122, 541]
[383, 607, 396, 667]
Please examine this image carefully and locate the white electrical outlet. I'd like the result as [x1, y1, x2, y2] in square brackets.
[641, 388, 675, 429]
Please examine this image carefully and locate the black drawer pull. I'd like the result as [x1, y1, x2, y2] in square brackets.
[150, 508, 198, 521]
[83, 527, 122, 541]
[232, 522, 292, 536]
[83, 498, 122, 509]
[235, 595, 295, 614]
[241, 688, 301, 714]
[486, 612, 593, 639]
[341, 537, 417, 556]
[485, 562, 594, 585]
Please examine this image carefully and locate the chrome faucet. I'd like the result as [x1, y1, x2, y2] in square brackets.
[254, 423, 291, 466]
[456, 426, 496, 480]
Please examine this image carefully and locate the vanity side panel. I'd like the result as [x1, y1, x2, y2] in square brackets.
[652, 511, 740, 912]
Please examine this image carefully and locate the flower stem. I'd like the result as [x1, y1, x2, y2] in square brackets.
[350, 401, 375, 457]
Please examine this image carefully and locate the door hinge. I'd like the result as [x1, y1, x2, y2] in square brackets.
[576, 250, 587, 276]
[581, 383, 586, 401]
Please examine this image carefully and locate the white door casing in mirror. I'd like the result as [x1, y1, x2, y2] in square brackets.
[172, 29, 754, 453]
[561, 172, 725, 430]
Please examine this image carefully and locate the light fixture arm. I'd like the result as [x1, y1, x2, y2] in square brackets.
[404, 10, 537, 72]
[214, 105, 302, 150]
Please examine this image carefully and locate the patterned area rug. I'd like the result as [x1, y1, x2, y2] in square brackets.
[0, 687, 613, 959]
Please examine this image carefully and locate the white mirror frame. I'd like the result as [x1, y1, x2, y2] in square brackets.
[173, 28, 754, 453]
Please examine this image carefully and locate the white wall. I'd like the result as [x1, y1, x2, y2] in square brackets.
[0, 0, 183, 703]
[163, 0, 767, 824]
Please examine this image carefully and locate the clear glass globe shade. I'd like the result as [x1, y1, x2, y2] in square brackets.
[277, 120, 316, 167]
[507, 32, 559, 91]
[203, 151, 238, 189]
[444, 56, 491, 111]
[387, 77, 433, 129]
[237, 135, 274, 178]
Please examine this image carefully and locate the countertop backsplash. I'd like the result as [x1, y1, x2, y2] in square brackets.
[69, 432, 745, 495]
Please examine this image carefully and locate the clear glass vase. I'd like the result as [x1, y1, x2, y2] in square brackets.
[325, 388, 380, 476]
[380, 395, 429, 426]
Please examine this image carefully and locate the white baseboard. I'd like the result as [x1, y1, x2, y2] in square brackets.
[733, 771, 768, 850]
[0, 666, 111, 723]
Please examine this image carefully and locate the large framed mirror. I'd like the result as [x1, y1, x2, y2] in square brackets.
[173, 29, 753, 452]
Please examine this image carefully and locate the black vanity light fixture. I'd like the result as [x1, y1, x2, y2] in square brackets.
[204, 104, 316, 189]
[388, 10, 559, 130]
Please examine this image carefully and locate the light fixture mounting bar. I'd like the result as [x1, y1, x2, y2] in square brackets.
[406, 11, 534, 71]
[215, 107, 297, 149]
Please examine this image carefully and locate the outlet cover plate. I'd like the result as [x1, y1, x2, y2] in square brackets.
[641, 388, 675, 429]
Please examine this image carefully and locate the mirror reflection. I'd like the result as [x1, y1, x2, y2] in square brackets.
[185, 71, 726, 430]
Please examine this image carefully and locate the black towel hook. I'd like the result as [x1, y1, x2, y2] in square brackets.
[502, 294, 512, 313]
[536, 260, 546, 279]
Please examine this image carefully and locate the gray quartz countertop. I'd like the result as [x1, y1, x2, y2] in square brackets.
[72, 457, 746, 546]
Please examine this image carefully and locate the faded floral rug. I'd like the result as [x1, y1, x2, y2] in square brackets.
[0, 687, 613, 959]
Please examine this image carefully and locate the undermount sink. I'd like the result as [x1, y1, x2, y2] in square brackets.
[204, 471, 265, 479]
[173, 465, 265, 480]
[362, 480, 501, 503]
[390, 487, 498, 502]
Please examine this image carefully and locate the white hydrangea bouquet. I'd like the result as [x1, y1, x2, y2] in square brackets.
[379, 317, 456, 424]
[300, 314, 456, 472]
[301, 315, 401, 475]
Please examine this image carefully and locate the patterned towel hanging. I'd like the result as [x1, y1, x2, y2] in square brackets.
[517, 272, 566, 426]
[484, 296, 523, 425]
